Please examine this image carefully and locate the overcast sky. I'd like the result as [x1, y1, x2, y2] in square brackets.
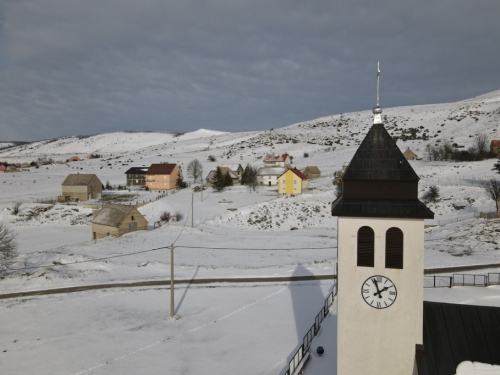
[0, 0, 499, 141]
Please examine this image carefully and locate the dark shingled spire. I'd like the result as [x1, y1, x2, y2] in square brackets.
[331, 121, 434, 219]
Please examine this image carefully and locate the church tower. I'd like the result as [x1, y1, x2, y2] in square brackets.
[332, 63, 434, 375]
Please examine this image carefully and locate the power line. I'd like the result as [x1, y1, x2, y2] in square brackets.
[6, 244, 334, 272]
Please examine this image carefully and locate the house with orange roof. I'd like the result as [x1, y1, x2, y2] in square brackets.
[277, 168, 308, 195]
[145, 163, 181, 190]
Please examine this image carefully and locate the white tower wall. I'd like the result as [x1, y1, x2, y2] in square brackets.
[337, 216, 424, 375]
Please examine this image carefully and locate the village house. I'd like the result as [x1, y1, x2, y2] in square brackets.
[206, 167, 239, 185]
[60, 174, 103, 202]
[145, 163, 181, 190]
[302, 166, 321, 179]
[277, 168, 308, 195]
[0, 164, 6, 172]
[490, 140, 500, 156]
[257, 153, 292, 186]
[221, 164, 244, 177]
[70, 156, 81, 162]
[125, 167, 148, 188]
[403, 147, 418, 160]
[91, 204, 148, 240]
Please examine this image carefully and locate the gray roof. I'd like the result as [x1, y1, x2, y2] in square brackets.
[62, 174, 101, 186]
[92, 204, 143, 227]
[417, 301, 500, 375]
[342, 124, 419, 182]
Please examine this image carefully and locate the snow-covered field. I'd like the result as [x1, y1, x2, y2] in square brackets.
[1, 90, 500, 374]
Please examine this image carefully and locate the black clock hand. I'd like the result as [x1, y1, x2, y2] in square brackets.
[371, 278, 382, 297]
[374, 286, 389, 297]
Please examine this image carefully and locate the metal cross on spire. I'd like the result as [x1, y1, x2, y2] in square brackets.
[377, 61, 380, 107]
[373, 61, 383, 124]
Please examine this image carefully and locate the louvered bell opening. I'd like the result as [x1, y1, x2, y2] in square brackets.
[386, 227, 403, 269]
[357, 226, 374, 267]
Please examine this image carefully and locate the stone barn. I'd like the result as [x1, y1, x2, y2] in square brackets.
[61, 174, 103, 202]
[91, 204, 148, 240]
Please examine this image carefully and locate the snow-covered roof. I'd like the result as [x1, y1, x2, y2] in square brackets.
[257, 167, 287, 176]
[264, 153, 289, 162]
[92, 204, 145, 227]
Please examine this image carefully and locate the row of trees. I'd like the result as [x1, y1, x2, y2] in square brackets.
[425, 133, 494, 162]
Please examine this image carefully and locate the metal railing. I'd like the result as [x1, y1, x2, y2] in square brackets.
[453, 273, 488, 286]
[488, 273, 500, 285]
[282, 283, 337, 375]
[424, 275, 452, 288]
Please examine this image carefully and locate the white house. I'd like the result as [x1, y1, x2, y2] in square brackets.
[257, 153, 292, 186]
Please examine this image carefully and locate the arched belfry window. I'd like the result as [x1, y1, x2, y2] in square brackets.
[357, 226, 374, 267]
[386, 227, 403, 269]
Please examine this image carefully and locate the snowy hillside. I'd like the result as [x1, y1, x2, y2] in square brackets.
[0, 90, 500, 375]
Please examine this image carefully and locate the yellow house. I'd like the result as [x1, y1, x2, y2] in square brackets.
[277, 168, 308, 195]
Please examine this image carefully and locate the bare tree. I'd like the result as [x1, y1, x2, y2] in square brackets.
[483, 179, 500, 216]
[0, 222, 18, 270]
[441, 140, 453, 161]
[242, 164, 258, 192]
[187, 159, 203, 183]
[474, 133, 489, 158]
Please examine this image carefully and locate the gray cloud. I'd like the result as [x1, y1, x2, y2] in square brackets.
[0, 0, 499, 141]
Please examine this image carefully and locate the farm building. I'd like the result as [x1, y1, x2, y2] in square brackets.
[91, 204, 148, 240]
[61, 174, 103, 202]
[302, 166, 321, 179]
[403, 147, 418, 160]
[206, 167, 239, 185]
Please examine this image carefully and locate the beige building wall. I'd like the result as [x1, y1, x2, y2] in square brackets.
[62, 186, 89, 201]
[146, 165, 181, 190]
[62, 177, 102, 201]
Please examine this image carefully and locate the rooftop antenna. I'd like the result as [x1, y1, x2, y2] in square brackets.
[373, 61, 383, 124]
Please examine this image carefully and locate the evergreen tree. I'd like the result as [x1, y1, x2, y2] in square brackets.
[213, 167, 225, 192]
[493, 157, 500, 175]
[176, 174, 187, 189]
[224, 172, 233, 187]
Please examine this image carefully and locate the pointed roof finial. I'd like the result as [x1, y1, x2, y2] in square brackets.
[373, 61, 382, 124]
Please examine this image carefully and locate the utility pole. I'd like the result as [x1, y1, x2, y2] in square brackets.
[191, 193, 194, 228]
[170, 243, 174, 318]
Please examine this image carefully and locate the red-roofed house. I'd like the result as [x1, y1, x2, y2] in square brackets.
[146, 163, 181, 190]
[491, 140, 500, 156]
[70, 156, 81, 162]
[0, 164, 6, 172]
[277, 168, 308, 195]
[263, 153, 291, 167]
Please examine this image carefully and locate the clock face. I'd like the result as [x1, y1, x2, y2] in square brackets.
[361, 275, 397, 309]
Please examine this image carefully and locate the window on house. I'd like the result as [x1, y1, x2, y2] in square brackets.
[131, 215, 135, 221]
[386, 227, 403, 269]
[283, 180, 285, 184]
[294, 180, 297, 184]
[357, 226, 374, 267]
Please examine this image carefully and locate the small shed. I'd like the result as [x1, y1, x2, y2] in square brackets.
[403, 148, 418, 160]
[491, 140, 500, 156]
[70, 156, 81, 162]
[91, 204, 148, 240]
[302, 166, 321, 179]
[61, 174, 103, 202]
[0, 164, 6, 172]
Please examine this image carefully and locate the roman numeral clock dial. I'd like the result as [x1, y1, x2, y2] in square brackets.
[361, 275, 397, 309]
